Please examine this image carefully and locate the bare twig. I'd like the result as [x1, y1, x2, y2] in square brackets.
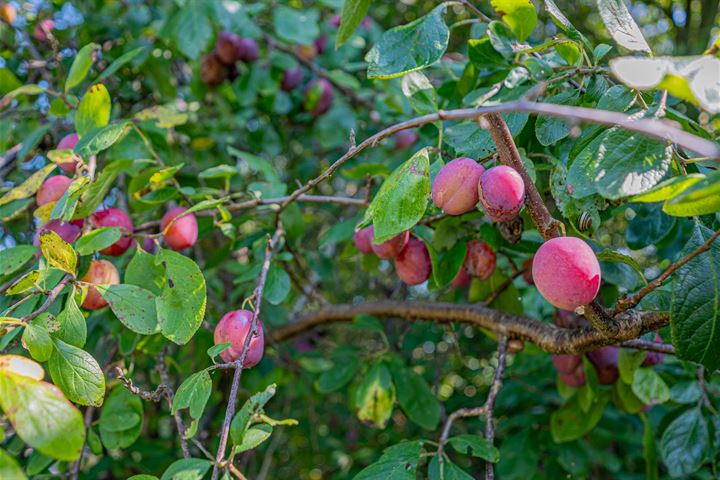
[614, 229, 720, 314]
[621, 339, 675, 354]
[211, 228, 284, 480]
[114, 366, 169, 402]
[20, 274, 72, 323]
[158, 349, 191, 458]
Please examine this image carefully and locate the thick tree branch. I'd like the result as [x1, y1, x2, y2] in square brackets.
[211, 227, 284, 480]
[270, 301, 668, 354]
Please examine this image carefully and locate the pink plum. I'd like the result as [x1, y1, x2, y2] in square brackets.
[432, 158, 485, 216]
[56, 133, 79, 173]
[281, 67, 304, 92]
[34, 220, 82, 246]
[304, 78, 333, 116]
[353, 226, 374, 254]
[81, 260, 120, 310]
[161, 207, 199, 251]
[236, 38, 259, 63]
[213, 309, 264, 367]
[90, 208, 134, 257]
[643, 334, 665, 366]
[532, 237, 601, 310]
[370, 228, 409, 260]
[36, 175, 72, 206]
[587, 346, 619, 385]
[463, 240, 496, 280]
[394, 236, 431, 285]
[478, 165, 525, 222]
[451, 267, 471, 289]
[394, 130, 418, 150]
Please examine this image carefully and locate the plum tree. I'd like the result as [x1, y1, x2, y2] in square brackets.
[90, 208, 134, 257]
[200, 53, 229, 86]
[161, 207, 199, 251]
[394, 236, 431, 285]
[213, 310, 264, 367]
[81, 259, 120, 310]
[370, 228, 409, 259]
[214, 31, 242, 64]
[304, 78, 333, 116]
[532, 237, 601, 310]
[431, 157, 484, 215]
[587, 347, 619, 385]
[281, 67, 304, 92]
[463, 240, 496, 280]
[36, 175, 72, 206]
[478, 165, 525, 222]
[353, 225, 374, 254]
[56, 133, 79, 173]
[34, 219, 82, 246]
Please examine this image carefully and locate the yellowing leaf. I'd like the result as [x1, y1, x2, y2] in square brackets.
[39, 230, 77, 275]
[0, 164, 56, 207]
[491, 0, 538, 42]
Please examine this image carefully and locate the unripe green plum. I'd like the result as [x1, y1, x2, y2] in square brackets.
[532, 237, 601, 310]
[90, 208, 134, 257]
[213, 310, 264, 367]
[353, 226, 374, 254]
[394, 236, 431, 285]
[304, 79, 333, 116]
[370, 228, 409, 259]
[431, 158, 485, 215]
[36, 175, 72, 206]
[587, 346, 619, 385]
[57, 133, 79, 173]
[478, 165, 525, 222]
[463, 240, 496, 280]
[81, 259, 120, 310]
[161, 207, 198, 251]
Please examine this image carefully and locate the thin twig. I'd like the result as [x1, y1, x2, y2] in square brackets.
[620, 339, 675, 355]
[158, 349, 191, 458]
[484, 334, 508, 480]
[20, 274, 71, 323]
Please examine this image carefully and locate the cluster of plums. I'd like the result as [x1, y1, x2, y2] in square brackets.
[34, 133, 199, 310]
[200, 31, 334, 117]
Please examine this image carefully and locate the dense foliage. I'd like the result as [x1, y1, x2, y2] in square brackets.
[1, 0, 719, 479]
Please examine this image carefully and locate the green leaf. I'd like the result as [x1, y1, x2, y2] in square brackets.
[614, 379, 645, 413]
[365, 147, 430, 243]
[354, 441, 423, 480]
[550, 391, 609, 442]
[315, 353, 358, 393]
[355, 362, 395, 429]
[264, 263, 291, 305]
[0, 448, 26, 480]
[22, 323, 53, 362]
[65, 43, 101, 92]
[642, 414, 659, 480]
[535, 91, 579, 146]
[543, 0, 592, 50]
[596, 249, 646, 284]
[50, 176, 90, 222]
[172, 4, 211, 59]
[428, 455, 474, 480]
[273, 6, 319, 46]
[234, 424, 273, 454]
[664, 170, 720, 217]
[336, 0, 372, 47]
[156, 249, 207, 345]
[160, 458, 212, 480]
[632, 174, 705, 203]
[448, 434, 500, 462]
[125, 247, 165, 295]
[400, 71, 438, 115]
[0, 246, 38, 276]
[0, 357, 85, 461]
[75, 227, 122, 256]
[389, 363, 440, 430]
[491, 0, 537, 42]
[54, 294, 87, 348]
[172, 370, 212, 420]
[445, 112, 528, 159]
[365, 4, 449, 79]
[75, 84, 111, 137]
[596, 0, 650, 53]
[74, 160, 133, 218]
[198, 165, 239, 180]
[610, 56, 720, 113]
[0, 164, 56, 207]
[230, 384, 277, 445]
[659, 407, 709, 477]
[16, 124, 52, 163]
[99, 387, 143, 449]
[618, 348, 647, 384]
[39, 230, 77, 275]
[74, 122, 132, 159]
[670, 381, 702, 404]
[207, 342, 231, 360]
[96, 284, 159, 335]
[48, 338, 105, 406]
[97, 46, 146, 81]
[631, 368, 670, 405]
[671, 225, 720, 371]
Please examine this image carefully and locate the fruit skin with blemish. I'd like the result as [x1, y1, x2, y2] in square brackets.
[161, 207, 199, 251]
[463, 240, 496, 280]
[213, 310, 265, 367]
[394, 236, 432, 285]
[81, 259, 120, 310]
[532, 237, 601, 311]
[478, 165, 525, 222]
[36, 176, 72, 207]
[431, 157, 485, 215]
